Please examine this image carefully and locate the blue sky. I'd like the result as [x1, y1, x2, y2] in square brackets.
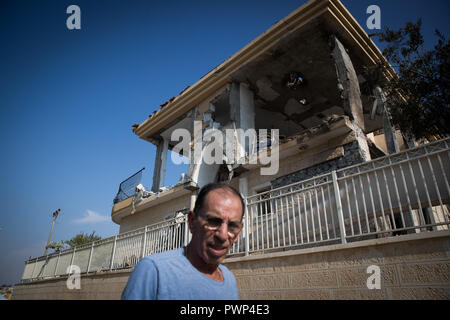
[0, 0, 448, 286]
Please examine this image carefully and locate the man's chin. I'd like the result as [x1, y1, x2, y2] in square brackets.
[205, 246, 228, 264]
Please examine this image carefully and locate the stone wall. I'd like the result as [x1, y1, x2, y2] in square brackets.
[226, 230, 450, 299]
[12, 270, 130, 300]
[12, 231, 450, 300]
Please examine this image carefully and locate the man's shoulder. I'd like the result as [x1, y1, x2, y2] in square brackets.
[142, 247, 184, 265]
[131, 248, 186, 279]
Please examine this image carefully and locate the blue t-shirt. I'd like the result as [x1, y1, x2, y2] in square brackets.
[121, 247, 238, 300]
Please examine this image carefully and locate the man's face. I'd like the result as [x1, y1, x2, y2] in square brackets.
[188, 188, 243, 266]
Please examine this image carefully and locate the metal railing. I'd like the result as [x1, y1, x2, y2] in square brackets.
[113, 168, 145, 204]
[21, 138, 450, 282]
[21, 215, 189, 282]
[229, 137, 450, 255]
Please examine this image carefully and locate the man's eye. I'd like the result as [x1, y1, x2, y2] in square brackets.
[207, 218, 222, 227]
[228, 222, 242, 230]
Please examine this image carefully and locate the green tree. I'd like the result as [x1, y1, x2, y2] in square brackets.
[64, 231, 102, 248]
[368, 19, 449, 140]
[45, 240, 66, 253]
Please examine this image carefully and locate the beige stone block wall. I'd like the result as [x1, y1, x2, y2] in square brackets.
[224, 231, 450, 300]
[12, 270, 131, 300]
[13, 231, 450, 300]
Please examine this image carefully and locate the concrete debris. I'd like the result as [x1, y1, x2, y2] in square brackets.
[160, 96, 176, 108]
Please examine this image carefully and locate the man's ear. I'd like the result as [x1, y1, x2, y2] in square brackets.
[187, 210, 195, 233]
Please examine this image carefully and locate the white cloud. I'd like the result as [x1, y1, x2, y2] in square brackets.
[73, 210, 109, 224]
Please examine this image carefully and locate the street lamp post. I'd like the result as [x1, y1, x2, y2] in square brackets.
[44, 209, 61, 256]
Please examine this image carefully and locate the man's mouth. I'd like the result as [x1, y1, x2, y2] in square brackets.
[207, 245, 228, 257]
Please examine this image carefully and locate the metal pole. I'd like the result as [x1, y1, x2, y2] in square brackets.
[332, 171, 347, 244]
[44, 209, 61, 256]
[87, 242, 95, 273]
[41, 254, 49, 278]
[32, 258, 38, 279]
[141, 227, 147, 258]
[244, 197, 250, 256]
[110, 235, 118, 270]
[54, 251, 61, 277]
[30, 258, 37, 279]
[69, 247, 76, 270]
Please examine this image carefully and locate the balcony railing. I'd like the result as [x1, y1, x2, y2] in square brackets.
[21, 138, 450, 282]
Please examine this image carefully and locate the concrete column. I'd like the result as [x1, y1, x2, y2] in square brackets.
[229, 81, 256, 131]
[373, 86, 399, 154]
[240, 83, 256, 156]
[190, 192, 197, 211]
[152, 137, 169, 192]
[239, 83, 255, 132]
[382, 107, 400, 154]
[239, 177, 250, 256]
[187, 115, 202, 181]
[331, 35, 370, 161]
[230, 82, 256, 158]
[238, 176, 249, 199]
[230, 82, 241, 126]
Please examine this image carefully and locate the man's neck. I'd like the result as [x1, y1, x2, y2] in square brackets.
[184, 245, 223, 282]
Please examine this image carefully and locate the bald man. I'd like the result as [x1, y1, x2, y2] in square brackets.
[122, 183, 244, 300]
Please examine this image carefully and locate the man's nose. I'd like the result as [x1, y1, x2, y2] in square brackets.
[215, 222, 229, 241]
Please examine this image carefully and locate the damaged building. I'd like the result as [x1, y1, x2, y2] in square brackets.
[16, 0, 449, 300]
[113, 0, 407, 234]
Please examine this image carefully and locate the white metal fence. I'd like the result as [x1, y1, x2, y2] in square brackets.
[21, 138, 450, 282]
[229, 137, 450, 255]
[21, 215, 189, 282]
